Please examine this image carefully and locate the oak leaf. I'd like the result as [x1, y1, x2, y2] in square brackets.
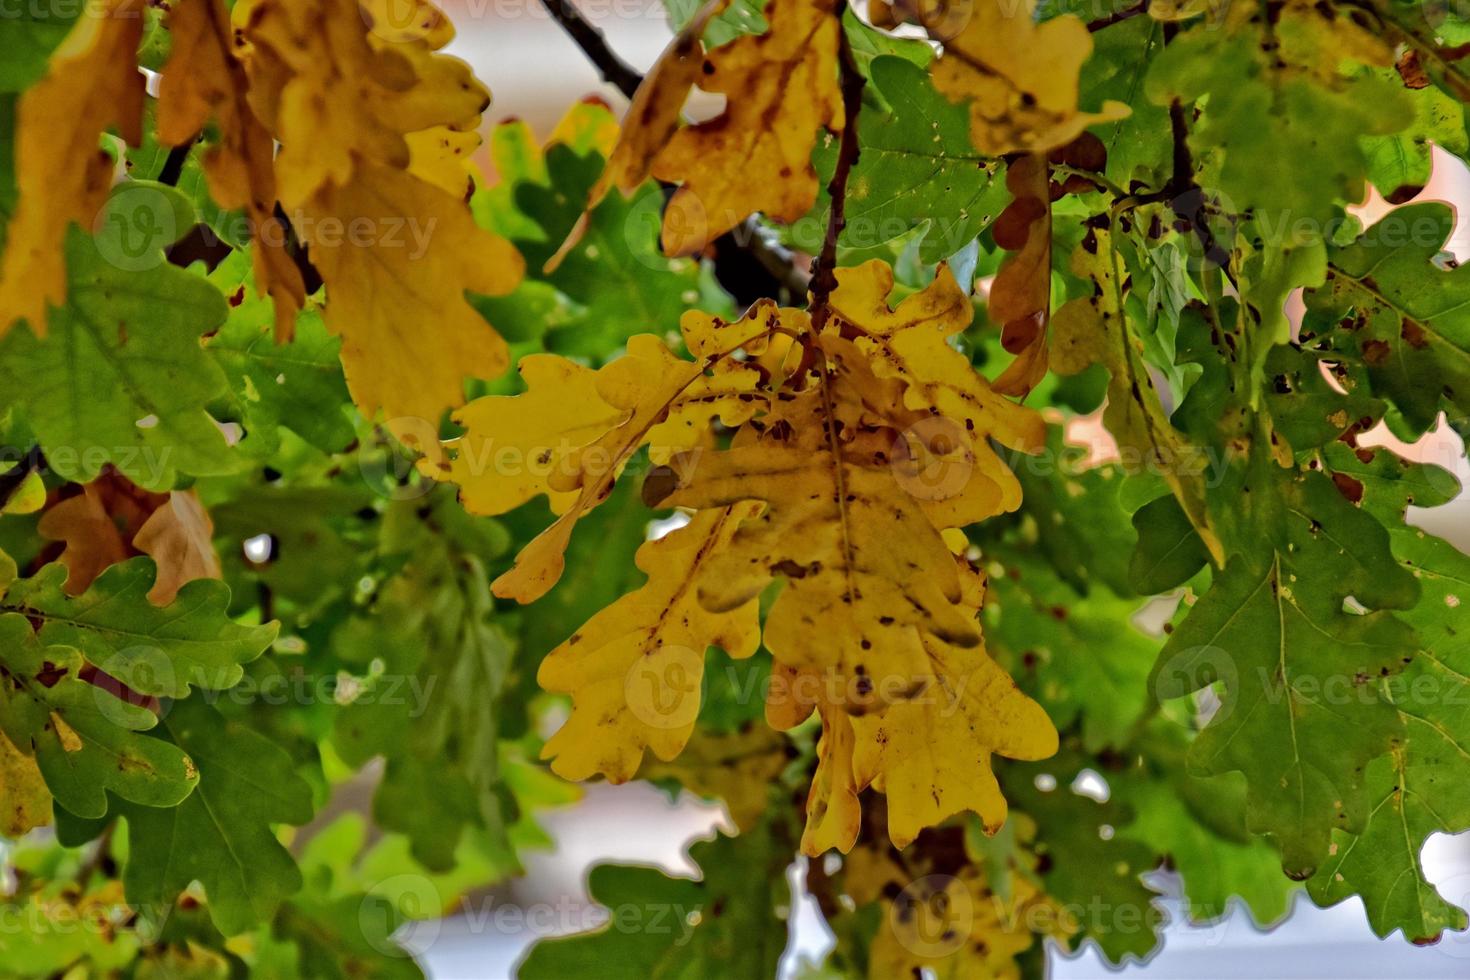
[430, 258, 1051, 850]
[538, 505, 761, 782]
[0, 0, 144, 335]
[239, 0, 524, 423]
[927, 0, 1128, 155]
[157, 0, 305, 339]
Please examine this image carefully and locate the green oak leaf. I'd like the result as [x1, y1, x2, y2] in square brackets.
[2, 559, 276, 699]
[1309, 527, 1470, 941]
[205, 251, 355, 456]
[1004, 756, 1166, 964]
[0, 222, 237, 489]
[0, 613, 198, 818]
[987, 552, 1159, 753]
[1147, 27, 1409, 237]
[120, 697, 314, 937]
[1151, 498, 1417, 879]
[1304, 450, 1470, 940]
[1261, 343, 1383, 453]
[802, 56, 1008, 264]
[1357, 66, 1469, 201]
[519, 823, 790, 978]
[1129, 494, 1210, 594]
[1116, 722, 1295, 926]
[1301, 202, 1470, 437]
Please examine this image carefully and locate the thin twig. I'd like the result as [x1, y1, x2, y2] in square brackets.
[1085, 0, 1149, 31]
[539, 0, 812, 301]
[808, 14, 866, 327]
[1162, 99, 1238, 291]
[538, 0, 643, 99]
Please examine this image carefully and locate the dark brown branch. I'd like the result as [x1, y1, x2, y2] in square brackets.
[1085, 0, 1148, 32]
[808, 15, 866, 328]
[539, 0, 812, 302]
[1162, 99, 1238, 290]
[156, 142, 192, 187]
[538, 0, 644, 99]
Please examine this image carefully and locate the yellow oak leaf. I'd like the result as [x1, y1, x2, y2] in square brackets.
[302, 167, 523, 424]
[429, 312, 774, 603]
[0, 0, 145, 336]
[0, 729, 53, 838]
[133, 490, 223, 606]
[826, 260, 1046, 519]
[802, 696, 863, 855]
[658, 436, 983, 693]
[588, 0, 727, 208]
[928, 0, 1128, 155]
[649, 0, 843, 254]
[159, 0, 305, 340]
[850, 560, 1056, 847]
[239, 0, 523, 423]
[538, 505, 760, 782]
[427, 354, 629, 516]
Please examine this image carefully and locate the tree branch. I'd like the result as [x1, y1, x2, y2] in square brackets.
[1085, 0, 1149, 32]
[539, 0, 812, 302]
[539, 0, 643, 99]
[809, 13, 866, 328]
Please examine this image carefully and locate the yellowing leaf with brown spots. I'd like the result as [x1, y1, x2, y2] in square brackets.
[0, 0, 144, 336]
[538, 505, 760, 782]
[0, 728, 52, 838]
[828, 259, 1046, 517]
[159, 0, 305, 339]
[928, 0, 1128, 155]
[449, 257, 1050, 851]
[659, 436, 982, 691]
[239, 0, 523, 423]
[427, 312, 773, 603]
[851, 560, 1056, 847]
[649, 0, 843, 254]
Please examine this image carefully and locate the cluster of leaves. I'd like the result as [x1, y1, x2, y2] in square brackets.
[4, 0, 1470, 976]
